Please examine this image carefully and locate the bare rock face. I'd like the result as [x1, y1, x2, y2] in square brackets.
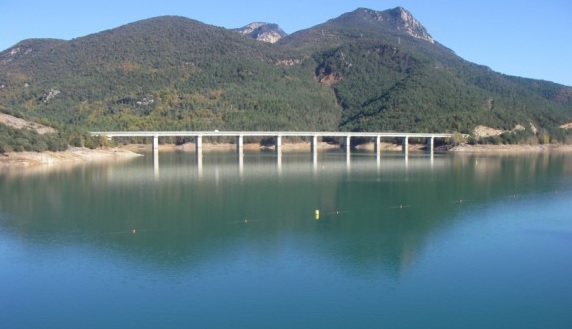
[40, 89, 61, 103]
[234, 23, 287, 43]
[473, 124, 538, 138]
[356, 7, 435, 44]
[473, 125, 504, 138]
[393, 7, 435, 44]
[0, 46, 32, 65]
[0, 112, 57, 134]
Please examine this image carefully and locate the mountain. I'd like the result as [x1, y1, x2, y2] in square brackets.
[281, 7, 572, 134]
[1, 7, 571, 151]
[0, 15, 340, 134]
[233, 23, 287, 43]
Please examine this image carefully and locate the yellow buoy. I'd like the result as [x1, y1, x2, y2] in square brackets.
[314, 209, 320, 220]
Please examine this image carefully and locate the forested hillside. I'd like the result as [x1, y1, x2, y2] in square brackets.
[1, 7, 571, 151]
[281, 8, 572, 135]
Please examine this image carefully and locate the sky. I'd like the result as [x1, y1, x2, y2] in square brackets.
[2, 0, 571, 86]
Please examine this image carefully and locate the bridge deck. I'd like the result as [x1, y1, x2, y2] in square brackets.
[90, 131, 455, 139]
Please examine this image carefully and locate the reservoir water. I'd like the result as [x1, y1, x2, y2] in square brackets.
[1, 150, 571, 328]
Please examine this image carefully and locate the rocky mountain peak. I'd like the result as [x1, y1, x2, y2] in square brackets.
[387, 7, 434, 43]
[353, 7, 434, 44]
[233, 22, 287, 43]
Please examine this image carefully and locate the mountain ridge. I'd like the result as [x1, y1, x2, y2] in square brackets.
[0, 6, 571, 151]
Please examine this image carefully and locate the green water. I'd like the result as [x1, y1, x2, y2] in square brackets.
[1, 151, 571, 328]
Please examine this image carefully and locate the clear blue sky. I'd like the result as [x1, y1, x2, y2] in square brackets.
[2, 0, 571, 86]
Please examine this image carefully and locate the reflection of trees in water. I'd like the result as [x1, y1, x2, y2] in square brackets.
[1, 152, 571, 276]
[285, 153, 572, 279]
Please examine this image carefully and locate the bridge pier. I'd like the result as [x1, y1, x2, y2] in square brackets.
[275, 135, 282, 155]
[402, 136, 409, 155]
[195, 135, 203, 153]
[427, 136, 434, 154]
[374, 136, 381, 159]
[311, 135, 318, 165]
[345, 136, 351, 163]
[237, 135, 244, 156]
[152, 134, 160, 179]
[152, 134, 159, 153]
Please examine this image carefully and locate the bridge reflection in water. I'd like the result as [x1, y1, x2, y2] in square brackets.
[91, 131, 454, 177]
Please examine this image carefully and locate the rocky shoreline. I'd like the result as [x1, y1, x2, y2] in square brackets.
[2, 142, 571, 170]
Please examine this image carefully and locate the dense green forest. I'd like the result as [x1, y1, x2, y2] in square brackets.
[1, 7, 571, 152]
[0, 124, 68, 152]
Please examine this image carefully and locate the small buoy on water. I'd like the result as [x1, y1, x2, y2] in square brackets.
[132, 229, 137, 234]
[315, 209, 320, 220]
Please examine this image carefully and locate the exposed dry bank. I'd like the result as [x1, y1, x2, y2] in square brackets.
[121, 141, 341, 152]
[0, 147, 141, 168]
[2, 142, 572, 169]
[449, 144, 572, 153]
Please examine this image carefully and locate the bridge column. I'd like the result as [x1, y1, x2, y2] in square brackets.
[311, 135, 318, 165]
[152, 134, 159, 153]
[152, 134, 159, 178]
[237, 135, 244, 156]
[345, 136, 351, 164]
[402, 136, 409, 156]
[374, 136, 381, 158]
[195, 135, 203, 172]
[427, 136, 434, 155]
[275, 135, 282, 155]
[196, 135, 203, 159]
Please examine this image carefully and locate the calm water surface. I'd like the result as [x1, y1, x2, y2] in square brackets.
[1, 150, 571, 328]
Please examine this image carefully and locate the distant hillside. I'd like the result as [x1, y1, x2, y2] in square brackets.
[0, 15, 340, 134]
[1, 6, 571, 150]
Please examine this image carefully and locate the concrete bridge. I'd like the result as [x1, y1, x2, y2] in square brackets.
[90, 130, 455, 160]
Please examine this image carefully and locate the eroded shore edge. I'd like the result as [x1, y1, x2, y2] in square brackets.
[2, 142, 572, 169]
